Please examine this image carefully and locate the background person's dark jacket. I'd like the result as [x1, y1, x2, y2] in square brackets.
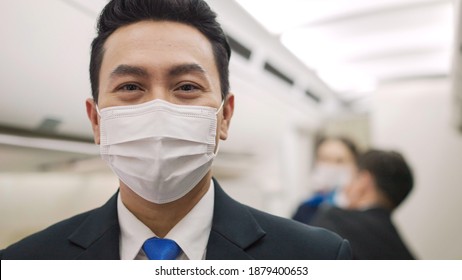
[311, 206, 415, 260]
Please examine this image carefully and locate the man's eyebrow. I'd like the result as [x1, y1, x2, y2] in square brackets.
[110, 65, 149, 79]
[168, 63, 207, 78]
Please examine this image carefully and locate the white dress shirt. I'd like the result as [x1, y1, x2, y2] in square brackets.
[117, 180, 215, 260]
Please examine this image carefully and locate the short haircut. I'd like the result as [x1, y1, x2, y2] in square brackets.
[89, 0, 231, 103]
[358, 150, 414, 209]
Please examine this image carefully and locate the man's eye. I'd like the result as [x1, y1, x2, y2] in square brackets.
[177, 84, 199, 92]
[120, 84, 141, 91]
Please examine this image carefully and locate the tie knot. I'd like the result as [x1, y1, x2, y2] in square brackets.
[143, 237, 182, 260]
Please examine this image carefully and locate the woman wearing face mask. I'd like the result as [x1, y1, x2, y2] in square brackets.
[292, 136, 359, 224]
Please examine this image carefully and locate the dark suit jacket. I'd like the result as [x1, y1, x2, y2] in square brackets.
[1, 179, 351, 259]
[311, 206, 415, 260]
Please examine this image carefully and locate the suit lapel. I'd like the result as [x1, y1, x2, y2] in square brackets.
[68, 193, 121, 260]
[206, 179, 266, 260]
[65, 181, 265, 260]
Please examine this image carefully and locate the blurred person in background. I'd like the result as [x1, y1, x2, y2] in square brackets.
[310, 149, 416, 259]
[0, 0, 351, 260]
[292, 136, 359, 224]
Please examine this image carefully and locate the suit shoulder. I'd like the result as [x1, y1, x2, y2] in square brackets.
[246, 206, 351, 259]
[1, 209, 94, 260]
[248, 205, 341, 239]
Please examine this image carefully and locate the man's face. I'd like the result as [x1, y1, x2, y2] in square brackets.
[86, 20, 233, 145]
[316, 139, 356, 169]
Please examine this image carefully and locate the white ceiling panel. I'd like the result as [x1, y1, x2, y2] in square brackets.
[235, 0, 446, 34]
[236, 0, 455, 101]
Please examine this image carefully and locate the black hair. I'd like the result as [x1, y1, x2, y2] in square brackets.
[89, 0, 231, 102]
[358, 149, 414, 209]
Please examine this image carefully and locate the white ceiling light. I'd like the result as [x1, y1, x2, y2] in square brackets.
[234, 0, 441, 34]
[316, 67, 377, 98]
[235, 0, 454, 102]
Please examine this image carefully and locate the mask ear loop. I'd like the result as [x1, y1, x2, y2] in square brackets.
[95, 105, 102, 117]
[213, 100, 225, 155]
[213, 100, 225, 157]
[213, 135, 221, 156]
[93, 99, 102, 117]
[215, 100, 225, 115]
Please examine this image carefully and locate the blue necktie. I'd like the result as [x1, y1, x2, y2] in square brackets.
[143, 237, 182, 260]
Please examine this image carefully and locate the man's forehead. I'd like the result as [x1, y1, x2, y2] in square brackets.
[100, 20, 217, 72]
[97, 20, 222, 95]
[104, 20, 212, 49]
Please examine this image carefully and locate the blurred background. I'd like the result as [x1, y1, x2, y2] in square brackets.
[1, 0, 461, 259]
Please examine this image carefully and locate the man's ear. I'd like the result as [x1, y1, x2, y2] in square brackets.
[219, 93, 234, 140]
[85, 98, 100, 144]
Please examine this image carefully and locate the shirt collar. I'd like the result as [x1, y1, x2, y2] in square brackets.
[117, 180, 214, 260]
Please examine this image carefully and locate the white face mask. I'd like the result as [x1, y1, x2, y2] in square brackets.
[97, 99, 223, 204]
[310, 163, 353, 194]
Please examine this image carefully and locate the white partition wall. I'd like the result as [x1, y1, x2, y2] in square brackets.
[371, 78, 462, 259]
